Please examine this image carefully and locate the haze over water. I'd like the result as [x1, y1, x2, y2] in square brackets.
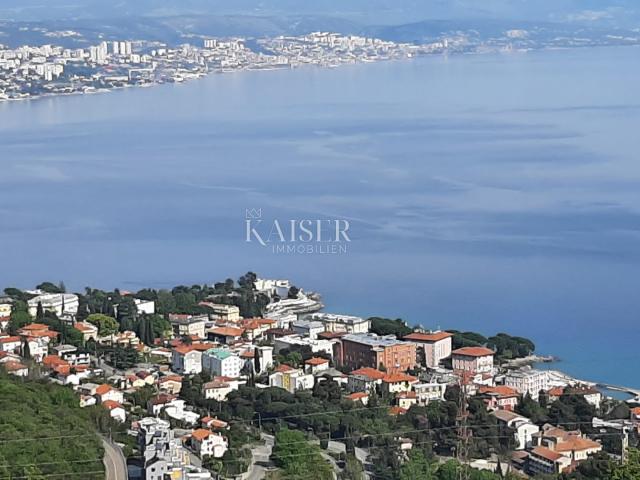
[1, 46, 639, 388]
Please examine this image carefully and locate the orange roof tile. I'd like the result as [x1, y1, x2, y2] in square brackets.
[95, 384, 113, 395]
[452, 347, 495, 357]
[350, 367, 386, 381]
[346, 392, 369, 400]
[404, 331, 453, 342]
[382, 372, 418, 384]
[210, 326, 245, 337]
[274, 364, 296, 373]
[479, 386, 519, 397]
[389, 406, 408, 416]
[43, 355, 69, 368]
[532, 446, 565, 462]
[191, 428, 213, 442]
[0, 336, 21, 344]
[74, 322, 97, 333]
[102, 400, 122, 410]
[555, 437, 601, 453]
[305, 357, 329, 366]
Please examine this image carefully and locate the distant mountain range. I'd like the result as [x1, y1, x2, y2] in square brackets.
[1, 13, 638, 50]
[1, 0, 639, 28]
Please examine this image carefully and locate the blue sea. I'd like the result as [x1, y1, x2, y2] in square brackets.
[1, 46, 639, 388]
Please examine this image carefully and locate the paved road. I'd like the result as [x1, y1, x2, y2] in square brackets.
[246, 434, 275, 480]
[102, 438, 128, 480]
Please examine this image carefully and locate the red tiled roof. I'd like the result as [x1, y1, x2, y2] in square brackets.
[532, 446, 565, 462]
[479, 386, 519, 397]
[210, 327, 244, 337]
[350, 367, 386, 381]
[274, 364, 296, 373]
[404, 331, 453, 342]
[346, 392, 369, 400]
[95, 384, 113, 395]
[389, 406, 408, 416]
[452, 347, 495, 357]
[0, 336, 20, 344]
[382, 373, 418, 384]
[43, 355, 69, 368]
[20, 323, 49, 331]
[191, 429, 212, 441]
[74, 322, 97, 333]
[102, 400, 122, 410]
[3, 361, 27, 372]
[555, 437, 601, 453]
[305, 357, 329, 366]
[548, 387, 565, 397]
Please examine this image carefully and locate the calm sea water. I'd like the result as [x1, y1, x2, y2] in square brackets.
[1, 46, 639, 388]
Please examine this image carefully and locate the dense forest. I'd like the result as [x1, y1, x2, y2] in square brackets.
[0, 374, 105, 479]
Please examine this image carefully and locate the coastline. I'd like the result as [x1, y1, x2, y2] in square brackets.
[2, 42, 638, 105]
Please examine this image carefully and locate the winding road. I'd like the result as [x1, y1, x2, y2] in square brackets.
[102, 438, 128, 480]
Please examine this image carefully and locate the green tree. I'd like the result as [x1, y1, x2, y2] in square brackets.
[272, 429, 333, 480]
[610, 449, 640, 479]
[86, 313, 119, 336]
[340, 454, 364, 480]
[369, 317, 412, 337]
[400, 450, 433, 480]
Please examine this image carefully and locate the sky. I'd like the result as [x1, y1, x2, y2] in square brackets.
[0, 0, 638, 27]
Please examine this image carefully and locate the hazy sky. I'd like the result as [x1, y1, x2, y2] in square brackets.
[0, 0, 638, 27]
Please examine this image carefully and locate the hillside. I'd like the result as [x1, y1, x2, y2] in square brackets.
[0, 373, 105, 479]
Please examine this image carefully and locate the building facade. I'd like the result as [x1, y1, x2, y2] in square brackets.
[338, 333, 416, 373]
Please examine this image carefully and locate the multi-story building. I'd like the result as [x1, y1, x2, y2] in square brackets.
[479, 385, 520, 411]
[137, 417, 211, 480]
[526, 425, 602, 476]
[413, 382, 447, 405]
[170, 315, 207, 339]
[190, 429, 228, 458]
[347, 367, 386, 393]
[504, 369, 549, 400]
[171, 346, 203, 375]
[451, 347, 495, 376]
[274, 335, 335, 357]
[337, 333, 416, 373]
[201, 304, 240, 322]
[402, 331, 453, 368]
[292, 320, 325, 339]
[74, 322, 98, 342]
[27, 293, 79, 317]
[269, 364, 314, 393]
[202, 348, 244, 378]
[493, 410, 539, 450]
[301, 312, 370, 334]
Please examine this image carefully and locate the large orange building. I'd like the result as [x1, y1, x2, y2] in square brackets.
[336, 333, 416, 373]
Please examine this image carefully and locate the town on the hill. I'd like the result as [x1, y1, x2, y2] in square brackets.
[0, 273, 638, 480]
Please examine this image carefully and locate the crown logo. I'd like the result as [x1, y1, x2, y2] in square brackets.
[245, 208, 262, 219]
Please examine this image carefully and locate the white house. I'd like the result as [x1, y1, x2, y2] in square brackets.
[172, 346, 203, 375]
[202, 348, 243, 378]
[403, 331, 453, 369]
[0, 335, 21, 353]
[27, 293, 79, 317]
[493, 410, 540, 450]
[413, 382, 447, 405]
[504, 369, 549, 400]
[269, 365, 315, 393]
[103, 400, 126, 423]
[292, 320, 325, 340]
[190, 429, 228, 458]
[95, 384, 125, 404]
[134, 299, 156, 315]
